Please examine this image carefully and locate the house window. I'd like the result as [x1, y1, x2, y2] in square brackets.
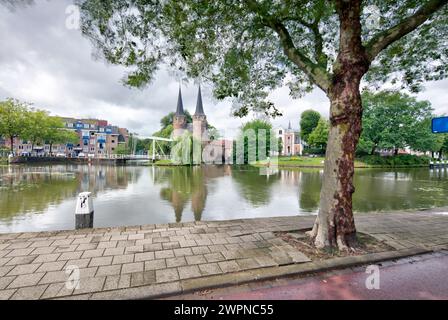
[112, 147, 115, 151]
[111, 140, 115, 143]
[279, 130, 282, 135]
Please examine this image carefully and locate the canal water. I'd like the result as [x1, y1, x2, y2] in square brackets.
[0, 164, 447, 233]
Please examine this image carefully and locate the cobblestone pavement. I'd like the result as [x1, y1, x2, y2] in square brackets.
[0, 208, 447, 300]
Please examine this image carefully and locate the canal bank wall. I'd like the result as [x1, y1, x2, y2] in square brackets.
[0, 208, 447, 300]
[8, 156, 126, 165]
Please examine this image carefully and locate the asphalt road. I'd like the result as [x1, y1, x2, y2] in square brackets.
[168, 251, 448, 300]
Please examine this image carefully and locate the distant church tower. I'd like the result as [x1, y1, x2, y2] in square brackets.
[172, 86, 187, 138]
[192, 85, 207, 142]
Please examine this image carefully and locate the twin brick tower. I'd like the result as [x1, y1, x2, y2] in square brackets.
[172, 85, 208, 142]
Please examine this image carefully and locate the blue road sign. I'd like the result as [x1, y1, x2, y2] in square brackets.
[432, 116, 448, 134]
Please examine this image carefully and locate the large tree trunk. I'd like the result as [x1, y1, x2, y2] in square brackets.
[307, 0, 369, 250]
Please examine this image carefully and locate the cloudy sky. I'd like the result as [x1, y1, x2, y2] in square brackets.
[0, 0, 447, 139]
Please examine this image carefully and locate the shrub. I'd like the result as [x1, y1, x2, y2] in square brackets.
[302, 147, 325, 156]
[358, 154, 430, 167]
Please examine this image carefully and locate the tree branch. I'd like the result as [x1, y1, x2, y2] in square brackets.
[243, 0, 331, 92]
[365, 0, 448, 62]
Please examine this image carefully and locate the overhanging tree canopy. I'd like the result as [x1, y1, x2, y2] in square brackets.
[78, 0, 448, 249]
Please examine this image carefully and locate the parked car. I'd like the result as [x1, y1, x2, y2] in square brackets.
[77, 152, 86, 158]
[87, 153, 95, 159]
[55, 153, 66, 158]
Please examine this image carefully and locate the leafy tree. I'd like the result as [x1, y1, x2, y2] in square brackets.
[160, 111, 192, 129]
[441, 135, 448, 157]
[300, 110, 321, 143]
[360, 91, 434, 155]
[79, 0, 448, 250]
[42, 117, 68, 155]
[236, 119, 273, 163]
[278, 137, 283, 155]
[114, 143, 129, 155]
[410, 117, 444, 157]
[22, 109, 50, 152]
[0, 98, 29, 153]
[308, 118, 329, 150]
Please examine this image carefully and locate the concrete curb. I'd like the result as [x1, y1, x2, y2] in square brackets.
[78, 246, 430, 300]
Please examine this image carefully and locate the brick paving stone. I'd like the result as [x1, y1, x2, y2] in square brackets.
[73, 277, 105, 294]
[153, 237, 170, 243]
[112, 254, 134, 265]
[52, 239, 74, 247]
[36, 261, 66, 273]
[135, 239, 153, 246]
[204, 252, 225, 263]
[125, 245, 144, 254]
[173, 248, 193, 257]
[0, 289, 16, 300]
[198, 263, 222, 276]
[0, 265, 14, 277]
[39, 271, 68, 285]
[5, 255, 37, 266]
[185, 255, 207, 265]
[121, 262, 144, 274]
[89, 256, 113, 267]
[143, 243, 163, 252]
[34, 253, 61, 263]
[144, 259, 166, 271]
[166, 257, 187, 268]
[54, 245, 78, 253]
[162, 242, 180, 250]
[76, 243, 98, 251]
[178, 265, 201, 280]
[104, 247, 125, 256]
[10, 284, 47, 300]
[236, 258, 260, 270]
[8, 273, 45, 288]
[0, 258, 13, 268]
[41, 282, 73, 299]
[218, 260, 240, 273]
[64, 258, 91, 269]
[103, 274, 131, 291]
[97, 241, 118, 249]
[192, 246, 210, 255]
[6, 242, 31, 250]
[81, 249, 105, 259]
[96, 265, 122, 277]
[58, 251, 83, 261]
[31, 247, 55, 255]
[134, 252, 155, 262]
[254, 255, 278, 267]
[6, 248, 34, 257]
[155, 250, 174, 259]
[0, 276, 15, 290]
[77, 267, 98, 280]
[156, 268, 179, 283]
[208, 244, 226, 253]
[110, 235, 128, 241]
[131, 270, 156, 286]
[179, 240, 197, 248]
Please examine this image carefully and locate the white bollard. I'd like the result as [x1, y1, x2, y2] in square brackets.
[75, 192, 94, 229]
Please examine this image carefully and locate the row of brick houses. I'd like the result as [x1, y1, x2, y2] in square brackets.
[1, 117, 129, 157]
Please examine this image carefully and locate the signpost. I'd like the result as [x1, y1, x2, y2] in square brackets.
[432, 116, 448, 134]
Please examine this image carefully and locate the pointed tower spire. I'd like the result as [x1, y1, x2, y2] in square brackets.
[194, 85, 205, 116]
[175, 85, 184, 116]
[288, 120, 292, 130]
